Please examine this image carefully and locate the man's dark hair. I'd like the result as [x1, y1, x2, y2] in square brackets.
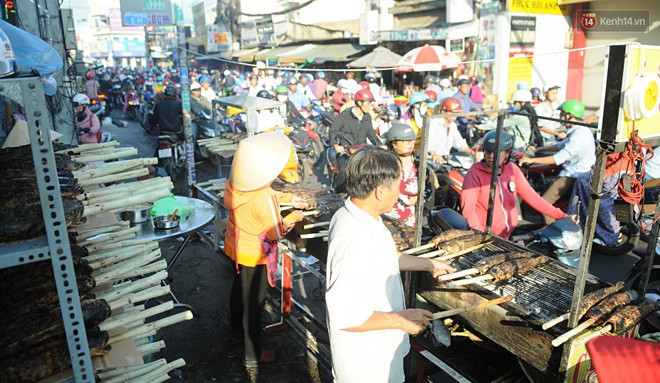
[345, 146, 401, 199]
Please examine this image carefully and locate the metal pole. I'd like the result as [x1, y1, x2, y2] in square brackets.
[485, 113, 505, 233]
[414, 114, 431, 243]
[567, 148, 607, 328]
[636, 200, 660, 293]
[175, 0, 195, 194]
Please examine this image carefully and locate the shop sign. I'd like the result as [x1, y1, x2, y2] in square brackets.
[120, 0, 174, 26]
[207, 24, 231, 53]
[506, 16, 536, 100]
[379, 28, 448, 42]
[449, 38, 464, 53]
[508, 0, 569, 16]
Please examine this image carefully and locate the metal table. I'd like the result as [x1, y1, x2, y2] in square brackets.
[131, 196, 215, 313]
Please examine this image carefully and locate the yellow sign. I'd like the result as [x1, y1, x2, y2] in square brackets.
[508, 0, 569, 15]
[564, 324, 639, 383]
[506, 57, 534, 101]
[618, 45, 660, 143]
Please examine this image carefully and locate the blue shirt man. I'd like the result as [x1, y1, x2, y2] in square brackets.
[287, 80, 310, 111]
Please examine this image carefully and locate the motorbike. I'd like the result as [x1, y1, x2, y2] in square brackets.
[285, 126, 316, 186]
[111, 84, 124, 110]
[157, 134, 186, 180]
[89, 95, 106, 119]
[428, 207, 583, 267]
[193, 109, 216, 159]
[125, 89, 140, 121]
[139, 99, 157, 135]
[429, 151, 475, 211]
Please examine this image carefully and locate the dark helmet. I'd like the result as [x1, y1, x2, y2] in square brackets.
[482, 130, 514, 152]
[354, 89, 375, 102]
[364, 73, 376, 83]
[530, 87, 542, 98]
[439, 97, 462, 113]
[287, 76, 298, 85]
[164, 85, 177, 98]
[256, 90, 271, 99]
[386, 123, 418, 143]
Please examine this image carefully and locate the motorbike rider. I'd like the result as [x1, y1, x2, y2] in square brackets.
[365, 73, 381, 103]
[73, 93, 101, 144]
[150, 85, 183, 136]
[286, 77, 312, 112]
[313, 71, 328, 99]
[534, 85, 564, 145]
[469, 75, 484, 109]
[427, 97, 474, 164]
[332, 79, 350, 114]
[482, 89, 540, 149]
[384, 123, 419, 227]
[199, 76, 217, 103]
[461, 130, 567, 238]
[329, 89, 381, 192]
[400, 92, 430, 152]
[142, 82, 155, 103]
[344, 72, 358, 91]
[436, 78, 454, 103]
[298, 74, 316, 102]
[424, 75, 442, 96]
[246, 74, 263, 97]
[85, 72, 100, 100]
[453, 78, 482, 141]
[530, 87, 542, 107]
[520, 100, 596, 224]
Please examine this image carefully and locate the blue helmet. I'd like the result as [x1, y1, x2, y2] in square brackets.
[200, 76, 211, 83]
[282, 71, 291, 79]
[317, 71, 325, 78]
[409, 92, 430, 106]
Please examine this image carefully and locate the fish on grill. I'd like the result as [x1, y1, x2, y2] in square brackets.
[383, 217, 416, 251]
[584, 290, 636, 321]
[487, 255, 549, 282]
[437, 233, 491, 255]
[577, 281, 626, 319]
[473, 252, 534, 274]
[429, 229, 475, 246]
[603, 302, 659, 332]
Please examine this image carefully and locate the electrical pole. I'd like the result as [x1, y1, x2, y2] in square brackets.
[174, 0, 195, 193]
[17, 0, 76, 144]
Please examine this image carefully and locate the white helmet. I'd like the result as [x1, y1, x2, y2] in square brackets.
[73, 93, 91, 105]
[510, 89, 532, 103]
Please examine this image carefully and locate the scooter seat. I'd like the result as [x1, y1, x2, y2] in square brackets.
[158, 134, 180, 144]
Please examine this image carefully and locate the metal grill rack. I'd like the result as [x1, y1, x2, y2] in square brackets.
[0, 77, 94, 382]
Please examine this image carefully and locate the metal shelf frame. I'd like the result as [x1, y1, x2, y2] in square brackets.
[0, 77, 94, 382]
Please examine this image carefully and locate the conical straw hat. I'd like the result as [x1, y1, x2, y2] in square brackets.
[229, 131, 292, 191]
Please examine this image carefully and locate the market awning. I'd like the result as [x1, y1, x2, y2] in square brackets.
[232, 48, 260, 62]
[253, 43, 365, 63]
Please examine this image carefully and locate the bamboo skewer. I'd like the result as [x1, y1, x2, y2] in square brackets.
[109, 311, 194, 344]
[432, 295, 513, 320]
[76, 177, 171, 200]
[300, 231, 329, 239]
[96, 270, 167, 302]
[86, 243, 158, 263]
[108, 284, 170, 311]
[86, 238, 153, 254]
[552, 318, 598, 347]
[137, 340, 166, 357]
[83, 188, 171, 217]
[438, 268, 480, 282]
[88, 244, 160, 270]
[445, 274, 494, 288]
[73, 158, 157, 180]
[99, 360, 168, 383]
[100, 302, 174, 332]
[302, 210, 321, 216]
[94, 250, 161, 283]
[112, 259, 168, 281]
[84, 182, 173, 205]
[133, 330, 158, 346]
[78, 226, 140, 247]
[416, 248, 446, 259]
[77, 168, 150, 187]
[303, 221, 330, 230]
[73, 147, 138, 162]
[130, 359, 186, 383]
[542, 314, 570, 330]
[56, 140, 119, 154]
[402, 242, 435, 255]
[435, 242, 491, 261]
[75, 221, 131, 241]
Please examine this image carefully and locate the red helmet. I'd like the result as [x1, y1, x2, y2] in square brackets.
[424, 90, 438, 102]
[86, 72, 94, 80]
[469, 75, 478, 84]
[440, 97, 461, 113]
[354, 89, 374, 102]
[346, 72, 354, 79]
[359, 81, 370, 90]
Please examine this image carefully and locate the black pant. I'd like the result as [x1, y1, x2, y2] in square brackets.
[230, 264, 269, 363]
[333, 154, 349, 193]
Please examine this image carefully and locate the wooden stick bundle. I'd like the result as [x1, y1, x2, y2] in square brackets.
[73, 158, 157, 180]
[95, 270, 167, 302]
[98, 359, 168, 382]
[76, 177, 171, 200]
[74, 221, 131, 241]
[108, 284, 170, 311]
[84, 182, 172, 205]
[94, 250, 161, 283]
[109, 259, 168, 282]
[77, 168, 150, 187]
[127, 358, 186, 383]
[86, 243, 159, 266]
[100, 302, 174, 332]
[83, 188, 171, 217]
[137, 340, 166, 357]
[88, 244, 160, 271]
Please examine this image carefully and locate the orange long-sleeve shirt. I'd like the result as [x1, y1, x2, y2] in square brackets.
[223, 181, 296, 267]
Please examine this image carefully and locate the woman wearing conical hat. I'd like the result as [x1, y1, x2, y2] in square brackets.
[223, 131, 306, 368]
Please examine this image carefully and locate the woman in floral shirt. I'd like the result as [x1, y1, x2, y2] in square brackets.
[384, 123, 419, 227]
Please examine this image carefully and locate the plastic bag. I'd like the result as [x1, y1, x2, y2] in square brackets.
[0, 20, 63, 77]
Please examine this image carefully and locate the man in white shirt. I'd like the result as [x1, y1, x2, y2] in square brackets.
[326, 146, 455, 382]
[534, 85, 563, 145]
[427, 97, 473, 164]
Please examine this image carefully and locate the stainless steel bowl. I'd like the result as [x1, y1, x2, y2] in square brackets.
[153, 214, 181, 230]
[119, 203, 154, 224]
